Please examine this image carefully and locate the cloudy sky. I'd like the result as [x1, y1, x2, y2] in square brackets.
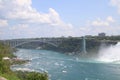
[0, 0, 120, 39]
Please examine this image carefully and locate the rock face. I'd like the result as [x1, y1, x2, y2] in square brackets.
[0, 76, 7, 80]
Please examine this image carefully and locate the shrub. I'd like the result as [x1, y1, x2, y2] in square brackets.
[16, 71, 48, 80]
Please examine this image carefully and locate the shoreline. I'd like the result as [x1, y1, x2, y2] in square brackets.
[0, 43, 48, 80]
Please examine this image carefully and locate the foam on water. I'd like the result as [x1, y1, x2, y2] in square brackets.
[98, 42, 120, 63]
[12, 48, 120, 80]
[15, 68, 35, 72]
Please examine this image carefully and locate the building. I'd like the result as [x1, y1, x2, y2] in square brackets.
[98, 33, 106, 37]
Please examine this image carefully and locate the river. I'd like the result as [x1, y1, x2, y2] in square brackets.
[12, 44, 120, 80]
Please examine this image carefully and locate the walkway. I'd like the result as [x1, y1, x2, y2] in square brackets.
[0, 76, 7, 80]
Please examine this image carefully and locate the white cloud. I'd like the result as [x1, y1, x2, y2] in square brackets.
[0, 0, 71, 26]
[90, 16, 114, 27]
[110, 0, 120, 14]
[0, 19, 8, 27]
[92, 20, 109, 27]
[11, 24, 29, 30]
[14, 0, 32, 6]
[0, 0, 119, 39]
[77, 16, 120, 36]
[107, 16, 115, 22]
[0, 0, 75, 39]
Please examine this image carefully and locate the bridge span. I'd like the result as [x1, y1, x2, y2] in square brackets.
[1, 37, 116, 54]
[1, 38, 63, 48]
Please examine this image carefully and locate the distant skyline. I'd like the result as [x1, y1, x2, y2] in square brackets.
[0, 0, 120, 39]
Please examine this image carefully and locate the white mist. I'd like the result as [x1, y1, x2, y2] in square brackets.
[98, 42, 120, 62]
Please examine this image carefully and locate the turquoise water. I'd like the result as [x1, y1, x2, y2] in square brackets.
[12, 49, 120, 80]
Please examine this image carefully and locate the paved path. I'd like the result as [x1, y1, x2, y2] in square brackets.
[0, 76, 7, 80]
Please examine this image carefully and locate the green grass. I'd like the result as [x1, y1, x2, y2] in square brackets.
[15, 71, 48, 80]
[0, 73, 20, 80]
[0, 42, 48, 80]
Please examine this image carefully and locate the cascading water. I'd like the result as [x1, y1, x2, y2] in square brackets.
[98, 42, 120, 63]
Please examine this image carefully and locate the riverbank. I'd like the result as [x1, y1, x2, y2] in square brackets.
[0, 42, 48, 80]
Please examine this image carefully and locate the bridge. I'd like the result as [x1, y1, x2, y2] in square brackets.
[1, 38, 63, 48]
[0, 37, 117, 55]
[1, 37, 88, 54]
[3, 38, 87, 56]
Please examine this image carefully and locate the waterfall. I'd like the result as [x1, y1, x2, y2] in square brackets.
[98, 42, 120, 63]
[82, 36, 87, 54]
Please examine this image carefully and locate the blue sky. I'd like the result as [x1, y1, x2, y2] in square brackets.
[0, 0, 120, 39]
[32, 0, 116, 25]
